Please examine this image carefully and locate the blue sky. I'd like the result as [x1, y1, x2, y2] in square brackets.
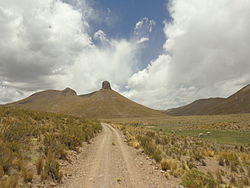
[91, 0, 171, 69]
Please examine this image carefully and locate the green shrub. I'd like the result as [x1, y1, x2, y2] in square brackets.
[181, 169, 217, 188]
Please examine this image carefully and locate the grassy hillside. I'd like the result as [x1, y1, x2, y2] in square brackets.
[0, 106, 101, 187]
[8, 87, 165, 118]
[167, 85, 250, 116]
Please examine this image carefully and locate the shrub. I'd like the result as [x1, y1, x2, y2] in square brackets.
[146, 131, 155, 138]
[187, 160, 197, 169]
[23, 170, 33, 183]
[13, 158, 23, 171]
[203, 150, 215, 157]
[171, 167, 184, 177]
[161, 159, 179, 171]
[36, 157, 44, 175]
[41, 170, 48, 181]
[59, 133, 82, 150]
[218, 157, 225, 166]
[201, 159, 207, 166]
[43, 152, 62, 182]
[241, 177, 250, 186]
[230, 162, 238, 173]
[230, 174, 237, 185]
[137, 136, 156, 156]
[0, 146, 15, 174]
[181, 169, 217, 188]
[192, 151, 204, 162]
[0, 166, 4, 178]
[218, 152, 240, 166]
[152, 148, 162, 162]
[128, 140, 140, 149]
[215, 170, 224, 184]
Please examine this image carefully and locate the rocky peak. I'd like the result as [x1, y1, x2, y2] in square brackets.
[102, 81, 112, 90]
[62, 88, 77, 96]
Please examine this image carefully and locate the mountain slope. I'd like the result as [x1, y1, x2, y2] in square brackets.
[7, 81, 164, 118]
[167, 85, 250, 116]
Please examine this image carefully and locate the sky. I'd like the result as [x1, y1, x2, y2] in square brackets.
[0, 0, 250, 109]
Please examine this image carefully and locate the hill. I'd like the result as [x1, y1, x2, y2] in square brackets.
[167, 85, 250, 115]
[7, 81, 164, 118]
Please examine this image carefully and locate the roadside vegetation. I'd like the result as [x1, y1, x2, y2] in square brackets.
[108, 113, 250, 131]
[114, 120, 250, 187]
[0, 106, 102, 187]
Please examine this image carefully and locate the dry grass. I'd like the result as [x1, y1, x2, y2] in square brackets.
[106, 112, 250, 130]
[114, 122, 250, 187]
[0, 106, 102, 187]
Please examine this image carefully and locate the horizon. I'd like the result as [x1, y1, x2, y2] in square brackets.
[3, 80, 250, 111]
[1, 0, 250, 110]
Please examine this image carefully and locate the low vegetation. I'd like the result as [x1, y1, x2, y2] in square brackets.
[114, 121, 250, 187]
[0, 106, 102, 187]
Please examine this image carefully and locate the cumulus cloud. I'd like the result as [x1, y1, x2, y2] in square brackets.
[54, 38, 139, 93]
[126, 0, 250, 109]
[0, 0, 144, 103]
[0, 0, 91, 100]
[94, 30, 107, 41]
[2, 0, 249, 110]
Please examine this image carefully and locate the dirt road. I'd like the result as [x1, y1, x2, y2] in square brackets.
[58, 123, 177, 188]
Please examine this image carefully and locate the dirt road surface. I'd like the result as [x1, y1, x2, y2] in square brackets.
[58, 123, 178, 188]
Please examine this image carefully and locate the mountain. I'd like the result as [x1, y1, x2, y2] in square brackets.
[7, 81, 165, 118]
[167, 85, 250, 116]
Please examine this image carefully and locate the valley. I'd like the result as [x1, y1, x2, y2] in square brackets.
[1, 82, 250, 187]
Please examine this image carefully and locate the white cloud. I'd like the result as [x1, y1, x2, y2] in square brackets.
[94, 30, 108, 42]
[137, 37, 149, 44]
[54, 38, 139, 93]
[2, 0, 249, 111]
[125, 0, 250, 109]
[0, 0, 141, 103]
[134, 17, 156, 36]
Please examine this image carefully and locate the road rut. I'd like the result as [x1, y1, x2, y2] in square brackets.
[58, 123, 177, 188]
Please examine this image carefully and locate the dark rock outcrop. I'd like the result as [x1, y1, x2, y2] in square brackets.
[62, 88, 77, 96]
[102, 81, 112, 90]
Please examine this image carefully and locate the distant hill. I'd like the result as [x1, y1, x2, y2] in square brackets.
[7, 81, 165, 118]
[167, 85, 250, 116]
